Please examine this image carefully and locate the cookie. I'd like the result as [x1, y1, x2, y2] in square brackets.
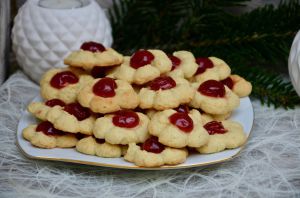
[77, 77, 139, 114]
[22, 121, 77, 149]
[64, 41, 123, 70]
[201, 112, 232, 123]
[76, 136, 126, 158]
[190, 57, 231, 83]
[28, 100, 95, 135]
[167, 51, 198, 78]
[27, 99, 65, 121]
[107, 49, 172, 85]
[221, 74, 252, 97]
[124, 136, 188, 167]
[190, 80, 239, 115]
[196, 120, 247, 154]
[138, 76, 194, 110]
[93, 110, 150, 145]
[145, 109, 157, 119]
[40, 67, 93, 104]
[148, 109, 209, 148]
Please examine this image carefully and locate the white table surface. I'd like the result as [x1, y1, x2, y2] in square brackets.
[0, 71, 299, 198]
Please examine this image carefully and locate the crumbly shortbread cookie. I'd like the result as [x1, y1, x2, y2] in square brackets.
[93, 110, 150, 145]
[149, 109, 209, 148]
[139, 76, 194, 110]
[146, 104, 191, 119]
[201, 112, 232, 123]
[64, 41, 123, 70]
[77, 77, 139, 114]
[27, 99, 65, 121]
[167, 51, 198, 78]
[145, 109, 157, 119]
[196, 120, 247, 154]
[190, 80, 239, 115]
[22, 122, 77, 149]
[221, 74, 252, 97]
[124, 137, 188, 167]
[40, 67, 93, 103]
[28, 101, 95, 135]
[107, 49, 172, 85]
[76, 136, 126, 158]
[191, 57, 231, 83]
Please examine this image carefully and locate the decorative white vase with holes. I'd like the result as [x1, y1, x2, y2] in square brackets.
[288, 30, 300, 97]
[12, 0, 113, 83]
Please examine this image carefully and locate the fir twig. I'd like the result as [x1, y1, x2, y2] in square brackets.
[109, 0, 300, 108]
[233, 65, 300, 109]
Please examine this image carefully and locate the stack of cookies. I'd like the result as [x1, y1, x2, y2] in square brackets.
[22, 41, 252, 167]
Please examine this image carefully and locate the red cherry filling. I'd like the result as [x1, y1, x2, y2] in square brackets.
[93, 77, 117, 98]
[36, 121, 65, 136]
[130, 50, 154, 69]
[221, 77, 234, 89]
[63, 103, 91, 121]
[149, 76, 176, 91]
[91, 66, 107, 78]
[91, 66, 116, 78]
[141, 136, 165, 154]
[50, 71, 79, 89]
[203, 121, 228, 135]
[168, 55, 181, 71]
[75, 133, 88, 140]
[195, 57, 214, 75]
[175, 105, 190, 114]
[45, 99, 66, 107]
[169, 112, 194, 133]
[198, 80, 225, 98]
[112, 110, 140, 128]
[96, 138, 105, 144]
[80, 41, 106, 52]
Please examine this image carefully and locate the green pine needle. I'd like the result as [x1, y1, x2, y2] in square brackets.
[109, 0, 300, 109]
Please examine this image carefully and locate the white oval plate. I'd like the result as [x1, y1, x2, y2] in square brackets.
[17, 95, 254, 170]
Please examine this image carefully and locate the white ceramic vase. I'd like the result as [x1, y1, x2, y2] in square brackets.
[288, 30, 300, 97]
[12, 0, 113, 83]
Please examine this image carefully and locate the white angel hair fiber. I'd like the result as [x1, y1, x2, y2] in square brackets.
[0, 72, 300, 198]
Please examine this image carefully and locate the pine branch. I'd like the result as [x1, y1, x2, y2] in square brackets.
[232, 64, 300, 109]
[109, 0, 300, 108]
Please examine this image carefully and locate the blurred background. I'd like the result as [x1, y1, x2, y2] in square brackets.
[4, 0, 283, 77]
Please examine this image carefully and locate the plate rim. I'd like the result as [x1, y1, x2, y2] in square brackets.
[16, 96, 254, 170]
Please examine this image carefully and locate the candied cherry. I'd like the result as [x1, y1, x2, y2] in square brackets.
[169, 112, 194, 133]
[63, 103, 91, 121]
[90, 66, 107, 78]
[112, 110, 140, 128]
[91, 65, 116, 78]
[175, 105, 190, 114]
[204, 121, 228, 135]
[149, 76, 176, 91]
[36, 121, 65, 136]
[221, 77, 234, 89]
[130, 50, 154, 69]
[93, 77, 117, 98]
[198, 80, 225, 98]
[45, 99, 66, 107]
[168, 55, 181, 71]
[50, 71, 79, 89]
[80, 41, 106, 52]
[195, 57, 214, 75]
[141, 136, 165, 154]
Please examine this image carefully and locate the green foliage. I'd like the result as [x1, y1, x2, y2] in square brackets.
[109, 0, 300, 108]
